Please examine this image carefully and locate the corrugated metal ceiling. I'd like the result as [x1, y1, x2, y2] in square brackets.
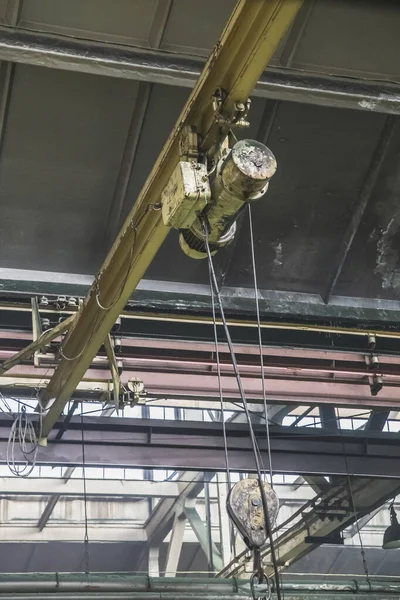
[1, 0, 400, 323]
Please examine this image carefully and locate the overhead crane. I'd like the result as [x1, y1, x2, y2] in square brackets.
[2, 0, 400, 586]
[33, 0, 304, 439]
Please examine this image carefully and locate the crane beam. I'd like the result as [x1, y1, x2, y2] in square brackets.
[39, 0, 303, 438]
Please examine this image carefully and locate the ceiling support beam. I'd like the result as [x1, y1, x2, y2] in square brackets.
[2, 477, 179, 498]
[37, 0, 303, 438]
[1, 416, 400, 477]
[144, 472, 208, 547]
[0, 314, 73, 375]
[37, 466, 75, 532]
[37, 404, 116, 530]
[103, 81, 152, 249]
[164, 513, 187, 577]
[1, 26, 400, 115]
[185, 505, 224, 573]
[139, 471, 210, 571]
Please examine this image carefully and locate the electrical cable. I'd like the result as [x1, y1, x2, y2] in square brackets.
[248, 204, 273, 487]
[203, 220, 282, 600]
[60, 204, 160, 361]
[4, 365, 48, 478]
[6, 402, 42, 478]
[95, 204, 161, 312]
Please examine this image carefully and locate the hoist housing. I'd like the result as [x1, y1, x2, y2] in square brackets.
[161, 137, 277, 259]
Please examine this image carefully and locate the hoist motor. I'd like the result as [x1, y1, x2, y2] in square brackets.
[161, 133, 277, 259]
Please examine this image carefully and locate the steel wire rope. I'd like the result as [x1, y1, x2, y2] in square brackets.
[248, 204, 274, 488]
[208, 253, 238, 558]
[203, 219, 282, 600]
[208, 261, 232, 489]
[248, 204, 284, 599]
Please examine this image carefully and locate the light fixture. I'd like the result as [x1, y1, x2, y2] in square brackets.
[382, 503, 400, 549]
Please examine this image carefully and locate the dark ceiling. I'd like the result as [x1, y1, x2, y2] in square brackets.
[1, 0, 400, 325]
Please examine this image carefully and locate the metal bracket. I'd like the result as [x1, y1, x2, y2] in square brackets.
[31, 297, 43, 367]
[104, 334, 121, 414]
[369, 374, 383, 396]
[212, 87, 251, 131]
[202, 87, 251, 157]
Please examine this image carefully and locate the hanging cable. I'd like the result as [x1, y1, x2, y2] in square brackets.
[80, 409, 90, 575]
[335, 408, 370, 584]
[208, 261, 232, 489]
[203, 219, 282, 600]
[208, 251, 237, 558]
[248, 204, 274, 487]
[95, 204, 161, 312]
[6, 403, 42, 478]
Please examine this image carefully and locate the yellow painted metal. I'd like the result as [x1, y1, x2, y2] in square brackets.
[39, 0, 303, 438]
[104, 334, 120, 412]
[0, 315, 74, 376]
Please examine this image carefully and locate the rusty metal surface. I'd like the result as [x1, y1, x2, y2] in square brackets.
[227, 478, 279, 549]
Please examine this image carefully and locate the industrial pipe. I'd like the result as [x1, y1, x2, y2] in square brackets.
[0, 575, 398, 596]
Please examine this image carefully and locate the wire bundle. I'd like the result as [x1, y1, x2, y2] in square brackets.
[6, 405, 41, 478]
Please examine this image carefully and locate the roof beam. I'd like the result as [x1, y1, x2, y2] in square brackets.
[37, 0, 303, 438]
[0, 315, 73, 375]
[0, 477, 314, 501]
[0, 26, 400, 115]
[26, 478, 179, 499]
[323, 115, 397, 303]
[145, 472, 207, 547]
[37, 403, 117, 530]
[185, 505, 224, 572]
[1, 416, 399, 477]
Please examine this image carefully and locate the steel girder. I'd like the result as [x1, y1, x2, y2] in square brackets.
[0, 416, 399, 478]
[35, 0, 303, 438]
[0, 26, 399, 116]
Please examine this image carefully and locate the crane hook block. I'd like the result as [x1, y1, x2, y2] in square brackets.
[227, 478, 279, 550]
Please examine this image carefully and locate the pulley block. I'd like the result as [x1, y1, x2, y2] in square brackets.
[227, 478, 279, 549]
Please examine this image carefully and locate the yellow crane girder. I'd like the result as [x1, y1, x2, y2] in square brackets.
[39, 0, 303, 438]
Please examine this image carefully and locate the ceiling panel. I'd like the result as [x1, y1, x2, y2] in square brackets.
[224, 102, 386, 296]
[161, 0, 287, 65]
[291, 0, 400, 80]
[121, 83, 190, 228]
[161, 0, 236, 56]
[0, 0, 11, 24]
[19, 0, 159, 47]
[335, 121, 400, 301]
[0, 64, 138, 275]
